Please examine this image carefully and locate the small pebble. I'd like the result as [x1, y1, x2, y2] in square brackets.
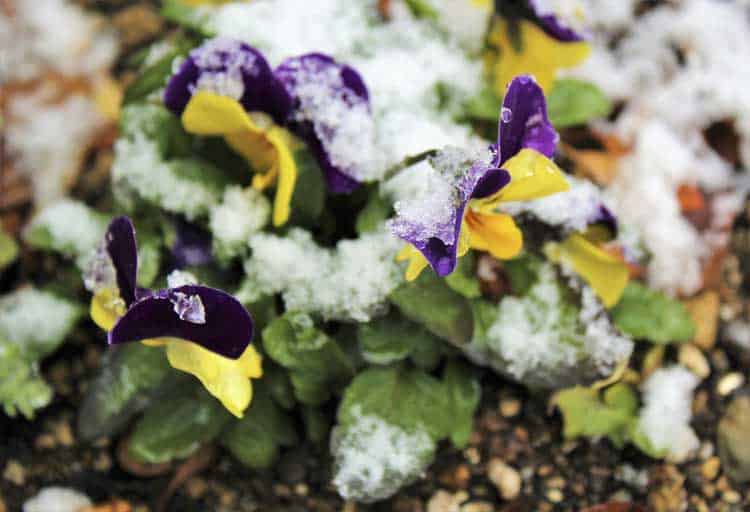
[678, 344, 710, 378]
[717, 372, 745, 396]
[459, 502, 493, 512]
[722, 490, 741, 504]
[487, 459, 521, 500]
[294, 483, 309, 496]
[427, 490, 468, 512]
[439, 464, 471, 489]
[3, 460, 26, 486]
[701, 456, 721, 481]
[499, 398, 521, 418]
[186, 477, 208, 499]
[35, 434, 57, 450]
[54, 420, 75, 447]
[546, 488, 564, 503]
[93, 452, 112, 472]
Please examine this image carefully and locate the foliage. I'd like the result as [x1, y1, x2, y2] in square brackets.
[612, 282, 696, 344]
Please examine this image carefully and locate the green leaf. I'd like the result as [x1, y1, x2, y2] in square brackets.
[612, 282, 696, 344]
[332, 365, 479, 502]
[442, 361, 481, 448]
[357, 313, 445, 367]
[262, 312, 355, 405]
[262, 363, 296, 410]
[0, 343, 53, 419]
[302, 405, 330, 444]
[404, 0, 439, 20]
[463, 86, 502, 122]
[222, 387, 298, 468]
[289, 149, 327, 227]
[161, 0, 215, 34]
[136, 236, 162, 288]
[547, 79, 612, 128]
[355, 190, 392, 235]
[0, 228, 18, 271]
[503, 253, 543, 296]
[390, 270, 474, 346]
[78, 343, 174, 441]
[445, 252, 481, 299]
[556, 383, 638, 447]
[123, 46, 186, 105]
[129, 388, 231, 464]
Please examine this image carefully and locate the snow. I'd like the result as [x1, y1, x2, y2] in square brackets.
[477, 263, 632, 386]
[192, 37, 259, 100]
[564, 0, 750, 295]
[25, 199, 108, 269]
[6, 88, 107, 206]
[207, 0, 484, 179]
[638, 365, 700, 462]
[0, 288, 80, 354]
[23, 486, 92, 512]
[209, 186, 270, 261]
[331, 406, 434, 502]
[501, 176, 611, 234]
[246, 228, 402, 322]
[0, 0, 116, 82]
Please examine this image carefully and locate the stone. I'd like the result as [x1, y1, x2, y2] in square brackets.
[460, 502, 494, 512]
[427, 490, 468, 512]
[487, 459, 521, 500]
[718, 396, 750, 483]
[678, 344, 710, 379]
[438, 464, 471, 489]
[717, 373, 745, 396]
[701, 457, 721, 481]
[499, 398, 521, 418]
[3, 460, 25, 486]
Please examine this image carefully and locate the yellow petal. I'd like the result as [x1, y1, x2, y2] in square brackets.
[90, 289, 126, 331]
[396, 245, 429, 282]
[548, 233, 629, 308]
[266, 127, 299, 227]
[182, 91, 256, 135]
[163, 340, 263, 418]
[496, 148, 570, 202]
[465, 210, 523, 259]
[486, 18, 590, 93]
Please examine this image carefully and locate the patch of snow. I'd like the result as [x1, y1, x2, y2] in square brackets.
[23, 486, 92, 512]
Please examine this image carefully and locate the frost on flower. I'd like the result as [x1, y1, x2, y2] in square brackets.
[24, 199, 109, 269]
[209, 186, 270, 262]
[467, 262, 632, 388]
[501, 175, 616, 234]
[331, 407, 435, 503]
[636, 366, 699, 461]
[246, 228, 402, 322]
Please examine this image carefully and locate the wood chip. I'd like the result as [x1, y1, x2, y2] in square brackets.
[684, 291, 720, 350]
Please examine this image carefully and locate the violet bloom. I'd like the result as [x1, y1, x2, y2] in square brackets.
[527, 0, 587, 42]
[389, 75, 569, 280]
[85, 216, 260, 417]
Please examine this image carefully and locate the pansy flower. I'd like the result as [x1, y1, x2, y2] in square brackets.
[389, 75, 569, 280]
[276, 53, 374, 193]
[164, 38, 374, 224]
[485, 0, 590, 93]
[84, 216, 261, 418]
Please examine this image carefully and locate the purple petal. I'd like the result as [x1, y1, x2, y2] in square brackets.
[594, 204, 618, 234]
[164, 38, 292, 122]
[528, 0, 586, 42]
[495, 75, 558, 166]
[105, 217, 139, 306]
[390, 153, 494, 277]
[471, 167, 511, 200]
[109, 285, 253, 359]
[275, 53, 374, 190]
[171, 218, 213, 268]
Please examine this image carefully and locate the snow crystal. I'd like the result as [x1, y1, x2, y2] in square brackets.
[207, 0, 484, 179]
[23, 486, 92, 512]
[25, 199, 108, 269]
[0, 289, 80, 353]
[6, 88, 107, 206]
[192, 37, 258, 100]
[112, 133, 223, 221]
[246, 228, 402, 322]
[564, 0, 749, 294]
[209, 186, 270, 261]
[170, 292, 206, 324]
[0, 0, 117, 82]
[638, 366, 699, 462]
[166, 270, 199, 289]
[607, 121, 707, 296]
[501, 176, 611, 233]
[331, 406, 434, 502]
[432, 0, 492, 52]
[470, 263, 632, 388]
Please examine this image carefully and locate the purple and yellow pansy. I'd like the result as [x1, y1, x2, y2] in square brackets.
[164, 38, 373, 225]
[482, 0, 590, 93]
[84, 216, 260, 418]
[389, 75, 569, 281]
